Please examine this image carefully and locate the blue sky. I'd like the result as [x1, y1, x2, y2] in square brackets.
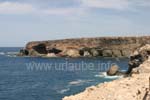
[0, 0, 150, 47]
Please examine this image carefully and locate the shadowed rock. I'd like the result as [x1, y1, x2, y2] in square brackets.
[18, 49, 29, 56]
[33, 43, 47, 54]
[126, 44, 150, 74]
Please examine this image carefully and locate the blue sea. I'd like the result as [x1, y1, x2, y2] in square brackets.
[0, 47, 129, 100]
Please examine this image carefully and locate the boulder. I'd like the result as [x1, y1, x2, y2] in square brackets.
[107, 64, 119, 76]
[102, 50, 112, 57]
[66, 49, 80, 57]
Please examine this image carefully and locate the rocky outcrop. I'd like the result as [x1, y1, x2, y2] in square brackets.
[20, 36, 150, 57]
[18, 49, 29, 56]
[107, 64, 119, 76]
[126, 44, 150, 74]
[132, 59, 150, 74]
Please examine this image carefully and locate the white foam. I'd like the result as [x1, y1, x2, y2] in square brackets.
[95, 72, 123, 79]
[0, 52, 5, 55]
[5, 52, 18, 57]
[0, 51, 18, 57]
[6, 52, 18, 55]
[57, 88, 70, 94]
[94, 72, 107, 77]
[6, 54, 17, 57]
[68, 79, 93, 86]
[105, 75, 123, 79]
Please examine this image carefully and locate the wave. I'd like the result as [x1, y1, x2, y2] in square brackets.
[6, 52, 18, 55]
[94, 72, 123, 79]
[68, 79, 93, 86]
[0, 52, 5, 55]
[0, 52, 18, 57]
[57, 88, 70, 94]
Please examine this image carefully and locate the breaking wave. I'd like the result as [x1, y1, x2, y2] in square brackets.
[0, 52, 5, 55]
[94, 72, 123, 79]
[57, 88, 70, 94]
[0, 52, 18, 57]
[68, 79, 93, 86]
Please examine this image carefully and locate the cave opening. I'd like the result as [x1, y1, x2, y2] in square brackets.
[33, 44, 47, 54]
[48, 48, 62, 54]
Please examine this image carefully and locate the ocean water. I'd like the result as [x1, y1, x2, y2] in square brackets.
[0, 47, 129, 100]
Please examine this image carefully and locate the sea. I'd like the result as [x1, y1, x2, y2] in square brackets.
[0, 47, 129, 100]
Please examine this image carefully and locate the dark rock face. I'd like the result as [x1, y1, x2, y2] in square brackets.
[32, 43, 47, 54]
[48, 48, 62, 54]
[107, 65, 119, 76]
[22, 36, 150, 57]
[126, 44, 150, 74]
[18, 49, 29, 56]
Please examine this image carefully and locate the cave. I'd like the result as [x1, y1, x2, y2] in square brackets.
[48, 48, 62, 54]
[79, 50, 84, 56]
[33, 44, 47, 54]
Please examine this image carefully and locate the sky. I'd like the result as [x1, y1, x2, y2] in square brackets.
[0, 0, 150, 47]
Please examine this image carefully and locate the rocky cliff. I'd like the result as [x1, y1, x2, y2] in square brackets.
[19, 36, 150, 57]
[63, 44, 150, 100]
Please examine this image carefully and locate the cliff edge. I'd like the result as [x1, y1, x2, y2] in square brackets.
[19, 36, 150, 57]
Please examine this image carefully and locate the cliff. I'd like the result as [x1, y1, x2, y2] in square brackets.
[20, 36, 150, 57]
[63, 44, 150, 100]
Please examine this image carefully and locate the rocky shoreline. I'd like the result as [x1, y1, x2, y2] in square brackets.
[18, 36, 150, 100]
[18, 36, 150, 58]
[63, 44, 150, 100]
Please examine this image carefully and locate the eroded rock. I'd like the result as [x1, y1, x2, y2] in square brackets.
[66, 49, 80, 57]
[90, 49, 99, 57]
[126, 44, 150, 74]
[21, 36, 150, 57]
[112, 50, 122, 57]
[107, 64, 119, 76]
[32, 43, 47, 54]
[102, 50, 112, 57]
[18, 49, 29, 56]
